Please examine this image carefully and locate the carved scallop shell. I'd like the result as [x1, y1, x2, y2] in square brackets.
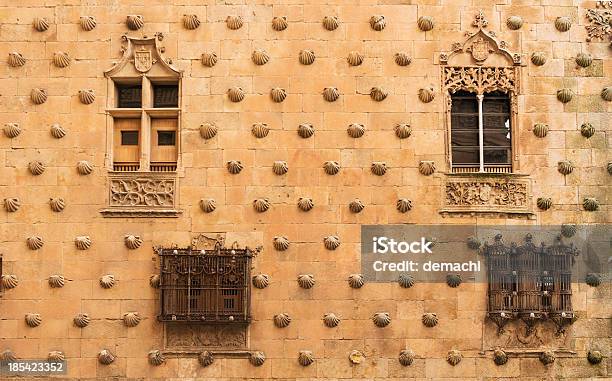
[399, 349, 415, 366]
[200, 198, 216, 213]
[148, 350, 165, 366]
[586, 273, 601, 287]
[273, 236, 290, 251]
[53, 51, 71, 68]
[372, 312, 391, 327]
[183, 14, 200, 30]
[396, 198, 413, 213]
[322, 16, 339, 31]
[298, 49, 315, 65]
[25, 313, 42, 327]
[274, 313, 291, 328]
[323, 235, 340, 250]
[557, 160, 574, 175]
[575, 53, 592, 68]
[251, 123, 269, 138]
[272, 16, 288, 31]
[198, 351, 214, 367]
[252, 274, 270, 289]
[78, 89, 95, 105]
[48, 275, 65, 288]
[349, 351, 369, 365]
[1, 274, 19, 289]
[227, 87, 245, 102]
[531, 51, 546, 66]
[297, 274, 315, 289]
[602, 86, 612, 101]
[539, 350, 555, 365]
[398, 274, 415, 288]
[537, 197, 552, 211]
[394, 52, 412, 66]
[76, 160, 94, 175]
[126, 15, 144, 30]
[199, 123, 217, 139]
[606, 162, 611, 175]
[31, 88, 48, 105]
[323, 87, 340, 102]
[124, 234, 142, 250]
[323, 161, 340, 175]
[298, 350, 314, 366]
[80, 16, 97, 31]
[557, 88, 573, 103]
[447, 350, 462, 366]
[227, 160, 243, 174]
[466, 236, 481, 250]
[226, 16, 243, 30]
[27, 236, 44, 250]
[347, 123, 365, 138]
[75, 236, 92, 250]
[581, 122, 597, 138]
[50, 123, 66, 139]
[561, 223, 577, 238]
[29, 160, 45, 176]
[587, 350, 603, 365]
[201, 52, 218, 67]
[123, 312, 141, 327]
[371, 162, 387, 176]
[297, 123, 314, 139]
[554, 16, 571, 32]
[370, 15, 386, 31]
[347, 51, 363, 66]
[270, 87, 287, 103]
[149, 274, 160, 288]
[33, 17, 50, 32]
[348, 273, 364, 289]
[48, 351, 64, 362]
[419, 161, 435, 176]
[98, 349, 115, 365]
[349, 199, 365, 213]
[417, 16, 434, 31]
[370, 87, 388, 102]
[583, 197, 599, 211]
[0, 349, 17, 362]
[446, 274, 462, 288]
[3, 123, 21, 138]
[8, 52, 26, 67]
[249, 351, 266, 366]
[297, 197, 314, 212]
[100, 274, 115, 289]
[418, 87, 435, 103]
[493, 348, 508, 365]
[48, 197, 65, 215]
[253, 198, 270, 213]
[506, 15, 523, 30]
[422, 312, 438, 327]
[73, 313, 90, 328]
[394, 123, 412, 139]
[4, 198, 20, 213]
[272, 161, 288, 175]
[252, 49, 270, 65]
[323, 313, 340, 327]
[533, 123, 548, 138]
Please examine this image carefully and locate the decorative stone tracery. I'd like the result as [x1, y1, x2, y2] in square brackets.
[585, 2, 611, 43]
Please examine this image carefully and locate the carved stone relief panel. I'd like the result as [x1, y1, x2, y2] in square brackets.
[441, 176, 531, 214]
[165, 323, 247, 351]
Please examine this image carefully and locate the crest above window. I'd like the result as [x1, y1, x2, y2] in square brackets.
[104, 33, 182, 78]
[440, 10, 524, 67]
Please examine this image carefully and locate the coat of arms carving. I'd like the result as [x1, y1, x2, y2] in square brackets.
[134, 48, 152, 72]
[467, 37, 493, 63]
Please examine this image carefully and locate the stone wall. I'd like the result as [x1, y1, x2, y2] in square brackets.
[0, 0, 610, 379]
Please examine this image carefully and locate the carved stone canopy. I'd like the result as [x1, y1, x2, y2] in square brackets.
[440, 10, 523, 66]
[104, 33, 182, 78]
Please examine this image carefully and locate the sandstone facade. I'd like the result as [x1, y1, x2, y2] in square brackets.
[0, 0, 610, 379]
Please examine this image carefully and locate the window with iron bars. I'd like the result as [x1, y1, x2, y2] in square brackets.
[483, 234, 578, 334]
[157, 247, 252, 323]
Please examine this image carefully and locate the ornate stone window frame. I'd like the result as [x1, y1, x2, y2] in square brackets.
[101, 34, 183, 217]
